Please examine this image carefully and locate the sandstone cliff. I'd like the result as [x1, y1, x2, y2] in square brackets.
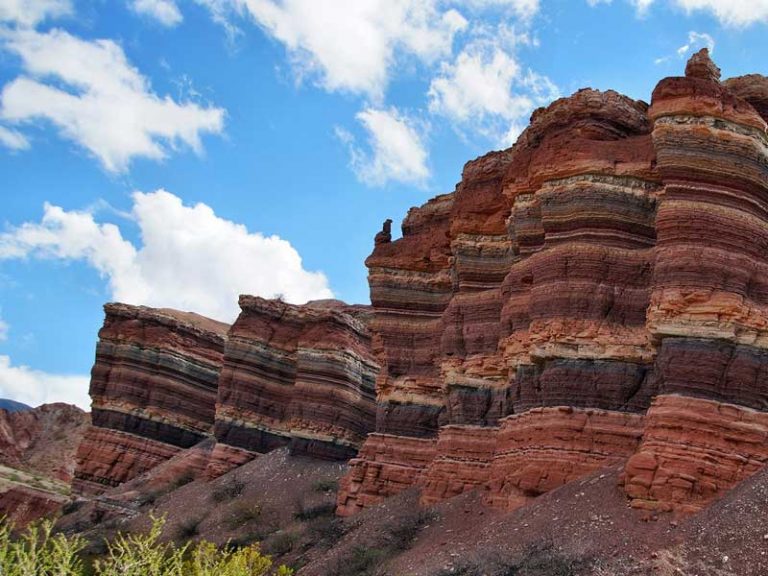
[214, 296, 378, 461]
[73, 303, 229, 494]
[337, 49, 768, 516]
[73, 298, 379, 494]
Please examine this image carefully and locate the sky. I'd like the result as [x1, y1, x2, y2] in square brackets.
[0, 0, 766, 410]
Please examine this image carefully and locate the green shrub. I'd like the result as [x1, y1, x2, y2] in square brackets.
[0, 518, 85, 575]
[0, 515, 293, 576]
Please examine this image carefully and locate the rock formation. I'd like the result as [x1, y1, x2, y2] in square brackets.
[0, 403, 87, 526]
[73, 303, 229, 494]
[338, 49, 768, 516]
[215, 296, 378, 461]
[0, 403, 87, 482]
[73, 298, 379, 494]
[66, 49, 768, 521]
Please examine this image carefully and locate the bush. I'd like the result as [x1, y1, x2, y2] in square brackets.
[264, 531, 299, 556]
[0, 518, 85, 575]
[176, 516, 204, 540]
[212, 476, 245, 503]
[312, 479, 338, 493]
[294, 501, 336, 521]
[227, 502, 263, 529]
[0, 515, 293, 576]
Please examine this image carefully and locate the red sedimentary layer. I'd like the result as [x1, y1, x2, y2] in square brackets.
[73, 303, 229, 495]
[73, 297, 379, 494]
[338, 49, 768, 515]
[215, 296, 378, 461]
[0, 403, 87, 483]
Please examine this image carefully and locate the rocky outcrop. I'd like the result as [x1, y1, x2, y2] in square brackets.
[73, 304, 229, 494]
[0, 403, 87, 483]
[0, 403, 86, 527]
[338, 50, 768, 516]
[73, 297, 379, 494]
[215, 296, 378, 461]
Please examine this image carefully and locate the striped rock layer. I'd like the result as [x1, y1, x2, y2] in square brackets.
[215, 296, 378, 461]
[337, 49, 768, 516]
[74, 298, 379, 494]
[73, 304, 229, 495]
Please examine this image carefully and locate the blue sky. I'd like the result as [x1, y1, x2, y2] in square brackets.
[0, 0, 766, 409]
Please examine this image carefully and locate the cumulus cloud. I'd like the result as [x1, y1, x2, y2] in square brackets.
[0, 356, 90, 409]
[0, 28, 224, 172]
[0, 190, 333, 321]
[0, 0, 71, 27]
[428, 33, 558, 146]
[460, 0, 540, 19]
[589, 0, 768, 25]
[129, 0, 183, 26]
[654, 30, 715, 64]
[0, 124, 29, 150]
[677, 30, 715, 56]
[196, 0, 467, 99]
[338, 107, 430, 187]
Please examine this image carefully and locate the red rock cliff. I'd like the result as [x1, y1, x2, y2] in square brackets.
[73, 303, 229, 494]
[338, 49, 768, 516]
[215, 296, 378, 461]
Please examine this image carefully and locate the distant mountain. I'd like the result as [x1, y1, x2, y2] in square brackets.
[0, 399, 32, 412]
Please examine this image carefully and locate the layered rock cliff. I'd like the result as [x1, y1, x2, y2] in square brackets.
[215, 296, 378, 461]
[338, 49, 768, 516]
[73, 298, 379, 494]
[73, 303, 229, 494]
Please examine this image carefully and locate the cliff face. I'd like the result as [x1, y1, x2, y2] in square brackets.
[73, 303, 229, 494]
[73, 298, 379, 494]
[215, 296, 378, 461]
[338, 49, 768, 516]
[0, 403, 87, 483]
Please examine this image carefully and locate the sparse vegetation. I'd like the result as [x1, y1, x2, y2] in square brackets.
[212, 475, 245, 503]
[0, 515, 293, 576]
[227, 501, 263, 529]
[264, 531, 300, 556]
[176, 515, 204, 540]
[325, 507, 436, 576]
[436, 544, 589, 576]
[294, 500, 336, 521]
[312, 478, 339, 493]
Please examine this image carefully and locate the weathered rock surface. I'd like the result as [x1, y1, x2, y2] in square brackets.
[338, 50, 768, 515]
[215, 296, 378, 461]
[0, 403, 87, 483]
[73, 303, 229, 494]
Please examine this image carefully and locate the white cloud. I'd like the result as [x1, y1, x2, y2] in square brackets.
[0, 124, 29, 150]
[0, 0, 71, 27]
[129, 0, 183, 26]
[0, 315, 8, 341]
[428, 34, 558, 147]
[591, 0, 768, 25]
[0, 28, 224, 172]
[0, 355, 90, 410]
[460, 0, 540, 19]
[0, 190, 334, 321]
[196, 0, 467, 99]
[676, 30, 715, 56]
[674, 0, 768, 26]
[654, 30, 715, 64]
[339, 107, 430, 187]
